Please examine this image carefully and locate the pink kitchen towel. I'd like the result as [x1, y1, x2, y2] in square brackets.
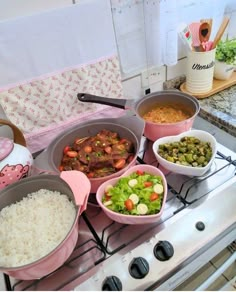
[0, 56, 125, 154]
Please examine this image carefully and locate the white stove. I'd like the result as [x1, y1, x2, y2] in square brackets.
[3, 138, 236, 291]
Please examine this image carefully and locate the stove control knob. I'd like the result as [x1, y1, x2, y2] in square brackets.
[102, 276, 122, 291]
[196, 221, 205, 231]
[153, 240, 174, 261]
[129, 257, 149, 279]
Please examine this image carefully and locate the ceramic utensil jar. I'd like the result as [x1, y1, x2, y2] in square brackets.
[0, 119, 33, 190]
[186, 48, 216, 94]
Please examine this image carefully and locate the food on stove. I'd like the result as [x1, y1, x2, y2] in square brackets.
[59, 129, 135, 178]
[157, 136, 213, 167]
[0, 189, 76, 267]
[142, 105, 191, 123]
[102, 170, 164, 215]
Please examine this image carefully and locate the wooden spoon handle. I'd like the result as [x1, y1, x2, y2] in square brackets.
[212, 17, 230, 49]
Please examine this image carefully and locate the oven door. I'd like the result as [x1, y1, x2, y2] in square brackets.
[154, 232, 236, 291]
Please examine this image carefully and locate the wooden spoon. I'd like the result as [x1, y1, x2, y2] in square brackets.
[199, 22, 211, 43]
[211, 16, 230, 49]
[200, 18, 213, 29]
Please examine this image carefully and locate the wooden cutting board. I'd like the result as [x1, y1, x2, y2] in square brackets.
[180, 71, 236, 99]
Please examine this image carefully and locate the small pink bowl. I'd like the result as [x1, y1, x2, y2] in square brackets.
[96, 165, 168, 225]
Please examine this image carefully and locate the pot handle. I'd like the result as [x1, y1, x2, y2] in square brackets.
[60, 170, 91, 214]
[78, 93, 127, 109]
[0, 119, 26, 147]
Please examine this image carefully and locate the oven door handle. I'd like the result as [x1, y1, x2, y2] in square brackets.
[195, 251, 236, 291]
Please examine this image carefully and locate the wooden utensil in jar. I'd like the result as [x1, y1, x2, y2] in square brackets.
[189, 22, 204, 52]
[199, 22, 211, 43]
[200, 18, 213, 30]
[211, 16, 230, 49]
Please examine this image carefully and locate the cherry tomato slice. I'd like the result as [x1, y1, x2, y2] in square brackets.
[58, 165, 64, 172]
[124, 199, 134, 211]
[104, 146, 112, 154]
[144, 181, 153, 187]
[84, 146, 92, 153]
[150, 192, 159, 201]
[119, 138, 127, 144]
[87, 172, 95, 178]
[104, 194, 111, 201]
[114, 159, 126, 169]
[136, 170, 144, 175]
[63, 146, 71, 155]
[66, 150, 78, 158]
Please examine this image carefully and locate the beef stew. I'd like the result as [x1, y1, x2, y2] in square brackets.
[59, 129, 135, 178]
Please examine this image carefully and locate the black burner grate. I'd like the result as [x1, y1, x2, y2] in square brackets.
[3, 144, 236, 291]
[89, 149, 236, 255]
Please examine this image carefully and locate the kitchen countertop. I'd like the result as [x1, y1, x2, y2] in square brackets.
[163, 76, 236, 138]
[197, 85, 236, 138]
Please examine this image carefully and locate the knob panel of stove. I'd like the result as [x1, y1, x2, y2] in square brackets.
[102, 276, 122, 291]
[153, 240, 174, 261]
[129, 257, 149, 279]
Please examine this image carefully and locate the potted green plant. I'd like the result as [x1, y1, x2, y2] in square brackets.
[214, 37, 236, 80]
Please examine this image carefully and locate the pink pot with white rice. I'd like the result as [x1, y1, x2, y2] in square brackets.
[0, 171, 90, 280]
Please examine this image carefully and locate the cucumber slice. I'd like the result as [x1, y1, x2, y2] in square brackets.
[129, 193, 139, 205]
[153, 183, 164, 194]
[137, 203, 148, 215]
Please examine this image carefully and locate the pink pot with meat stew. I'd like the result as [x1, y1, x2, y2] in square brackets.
[34, 115, 145, 193]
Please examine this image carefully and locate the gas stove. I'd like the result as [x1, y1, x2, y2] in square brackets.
[4, 137, 236, 291]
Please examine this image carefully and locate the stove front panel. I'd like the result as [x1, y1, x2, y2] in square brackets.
[73, 177, 236, 291]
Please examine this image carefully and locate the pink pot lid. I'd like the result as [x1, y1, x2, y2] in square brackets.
[0, 137, 14, 161]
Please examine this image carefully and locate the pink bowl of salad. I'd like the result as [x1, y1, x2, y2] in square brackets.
[96, 164, 168, 224]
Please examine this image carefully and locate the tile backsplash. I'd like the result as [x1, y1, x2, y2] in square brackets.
[0, 0, 235, 101]
[121, 1, 236, 99]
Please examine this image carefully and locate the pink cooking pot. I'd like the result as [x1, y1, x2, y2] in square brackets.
[33, 115, 145, 193]
[0, 170, 90, 280]
[77, 90, 200, 141]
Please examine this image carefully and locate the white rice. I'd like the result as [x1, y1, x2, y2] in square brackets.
[0, 189, 76, 267]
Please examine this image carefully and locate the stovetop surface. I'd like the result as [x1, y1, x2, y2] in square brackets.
[5, 138, 236, 291]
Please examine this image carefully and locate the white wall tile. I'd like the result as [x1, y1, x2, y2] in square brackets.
[122, 75, 143, 100]
[226, 0, 236, 12]
[149, 81, 164, 93]
[1, 0, 236, 100]
[227, 11, 236, 38]
[167, 58, 187, 80]
[0, 0, 73, 20]
[122, 71, 165, 100]
[177, 37, 188, 60]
